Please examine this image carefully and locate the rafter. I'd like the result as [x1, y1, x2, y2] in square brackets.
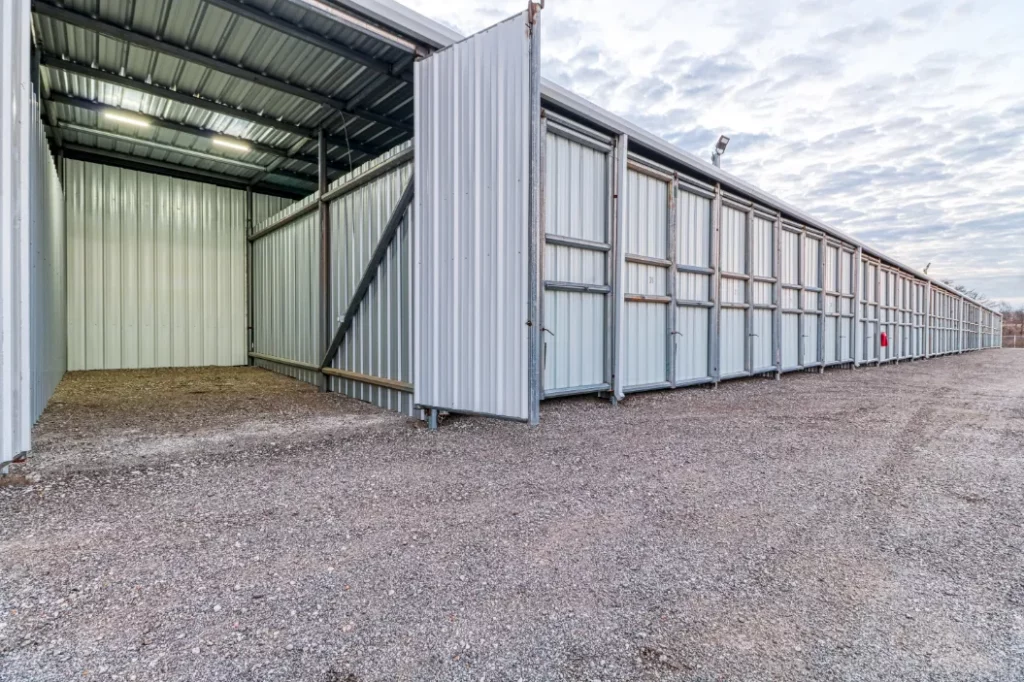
[33, 0, 413, 133]
[200, 0, 412, 84]
[58, 143, 307, 199]
[38, 53, 380, 158]
[49, 93, 350, 176]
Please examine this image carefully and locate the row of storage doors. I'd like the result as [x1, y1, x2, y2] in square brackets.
[539, 117, 861, 398]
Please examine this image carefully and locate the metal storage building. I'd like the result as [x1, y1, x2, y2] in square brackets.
[1, 0, 1003, 465]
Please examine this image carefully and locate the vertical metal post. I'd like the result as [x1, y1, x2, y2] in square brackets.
[710, 183, 722, 384]
[666, 173, 677, 387]
[853, 247, 862, 367]
[611, 133, 628, 402]
[428, 408, 439, 431]
[817, 236, 825, 373]
[527, 6, 542, 425]
[773, 213, 782, 378]
[875, 265, 882, 365]
[743, 209, 753, 375]
[538, 113, 548, 401]
[957, 294, 965, 353]
[797, 229, 805, 368]
[245, 186, 254, 365]
[318, 129, 331, 392]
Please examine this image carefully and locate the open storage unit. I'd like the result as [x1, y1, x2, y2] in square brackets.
[2, 0, 1004, 465]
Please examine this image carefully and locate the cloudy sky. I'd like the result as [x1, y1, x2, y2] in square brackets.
[403, 0, 1024, 307]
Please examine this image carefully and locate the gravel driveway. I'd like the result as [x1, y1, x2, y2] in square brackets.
[2, 352, 1023, 681]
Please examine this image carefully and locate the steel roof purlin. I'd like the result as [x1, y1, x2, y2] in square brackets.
[30, 0, 417, 193]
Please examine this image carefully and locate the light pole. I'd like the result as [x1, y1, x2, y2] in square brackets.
[711, 135, 730, 168]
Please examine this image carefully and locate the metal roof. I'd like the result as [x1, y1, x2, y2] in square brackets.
[31, 0, 417, 197]
[27, 0, 1000, 314]
[327, 0, 1001, 316]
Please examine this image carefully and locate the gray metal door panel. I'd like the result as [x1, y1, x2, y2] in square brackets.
[413, 9, 540, 421]
[541, 123, 611, 397]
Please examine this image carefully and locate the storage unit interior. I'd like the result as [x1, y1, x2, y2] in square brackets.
[3, 0, 1004, 467]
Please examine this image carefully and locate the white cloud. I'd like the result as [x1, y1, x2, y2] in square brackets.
[401, 0, 1024, 305]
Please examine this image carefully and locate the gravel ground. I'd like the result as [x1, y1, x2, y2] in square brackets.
[1, 353, 1023, 682]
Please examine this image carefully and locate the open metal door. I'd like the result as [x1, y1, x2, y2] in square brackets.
[413, 7, 542, 423]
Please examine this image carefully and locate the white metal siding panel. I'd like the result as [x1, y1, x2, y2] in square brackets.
[65, 160, 271, 370]
[626, 170, 668, 257]
[252, 193, 321, 385]
[675, 188, 712, 383]
[414, 11, 534, 419]
[1, 0, 33, 467]
[542, 127, 610, 395]
[719, 206, 747, 376]
[30, 95, 67, 423]
[546, 133, 608, 243]
[327, 146, 415, 415]
[623, 168, 670, 389]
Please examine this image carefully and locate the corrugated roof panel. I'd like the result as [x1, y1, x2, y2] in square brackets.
[32, 0, 415, 187]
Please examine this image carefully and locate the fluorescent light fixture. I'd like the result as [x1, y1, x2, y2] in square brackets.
[104, 110, 150, 128]
[212, 136, 252, 153]
[715, 135, 730, 154]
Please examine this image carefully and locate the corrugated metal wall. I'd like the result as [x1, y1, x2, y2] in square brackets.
[30, 95, 66, 424]
[326, 145, 415, 415]
[623, 164, 672, 390]
[534, 110, 1001, 409]
[251, 192, 321, 384]
[413, 10, 536, 421]
[541, 120, 612, 398]
[675, 180, 715, 385]
[65, 159, 289, 371]
[1, 0, 33, 468]
[250, 144, 418, 415]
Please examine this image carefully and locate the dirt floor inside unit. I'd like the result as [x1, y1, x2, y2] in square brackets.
[2, 354, 1023, 682]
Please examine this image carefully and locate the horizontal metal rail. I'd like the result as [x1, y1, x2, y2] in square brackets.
[544, 281, 611, 294]
[544, 233, 610, 252]
[249, 352, 413, 393]
[625, 253, 671, 268]
[322, 367, 413, 393]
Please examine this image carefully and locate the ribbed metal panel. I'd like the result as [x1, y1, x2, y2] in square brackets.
[252, 194, 293, 226]
[542, 125, 610, 395]
[718, 206, 747, 376]
[66, 159, 283, 370]
[414, 10, 535, 421]
[30, 95, 67, 423]
[33, 0, 415, 183]
[327, 144, 415, 415]
[675, 187, 712, 383]
[1, 0, 33, 467]
[623, 167, 670, 388]
[251, 192, 321, 385]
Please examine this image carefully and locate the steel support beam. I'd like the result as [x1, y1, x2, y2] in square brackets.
[201, 0, 412, 84]
[773, 213, 782, 378]
[710, 183, 722, 383]
[527, 6, 542, 426]
[49, 93, 348, 175]
[320, 175, 414, 369]
[33, 1, 413, 134]
[58, 143, 306, 199]
[39, 54, 376, 157]
[245, 188, 255, 366]
[611, 134, 628, 401]
[318, 131, 331, 392]
[55, 121, 317, 189]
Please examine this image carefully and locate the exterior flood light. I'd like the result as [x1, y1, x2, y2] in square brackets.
[712, 134, 730, 167]
[212, 136, 252, 153]
[104, 110, 150, 128]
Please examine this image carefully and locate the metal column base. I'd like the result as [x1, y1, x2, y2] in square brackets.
[428, 408, 439, 431]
